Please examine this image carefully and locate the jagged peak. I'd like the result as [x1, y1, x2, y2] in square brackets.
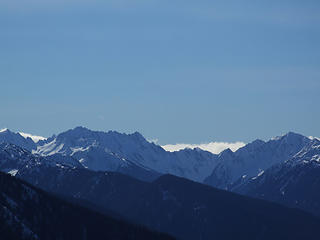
[218, 148, 233, 157]
[284, 131, 306, 138]
[192, 147, 207, 152]
[130, 131, 145, 139]
[73, 126, 89, 131]
[0, 128, 45, 143]
[271, 131, 306, 141]
[18, 132, 46, 143]
[53, 127, 149, 147]
[57, 126, 94, 139]
[0, 128, 16, 135]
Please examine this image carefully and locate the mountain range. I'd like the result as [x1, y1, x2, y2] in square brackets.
[1, 127, 320, 239]
[204, 132, 312, 188]
[1, 143, 320, 240]
[234, 137, 320, 216]
[0, 127, 219, 182]
[0, 127, 317, 188]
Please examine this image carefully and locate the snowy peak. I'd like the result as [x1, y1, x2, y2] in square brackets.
[0, 128, 46, 143]
[267, 131, 311, 158]
[18, 132, 46, 143]
[0, 128, 9, 133]
[130, 131, 146, 142]
[287, 138, 320, 165]
[51, 126, 149, 151]
[0, 128, 14, 135]
[33, 127, 219, 182]
[0, 128, 37, 151]
[0, 142, 43, 176]
[1, 127, 317, 186]
[0, 143, 81, 173]
[204, 132, 313, 189]
[233, 137, 320, 217]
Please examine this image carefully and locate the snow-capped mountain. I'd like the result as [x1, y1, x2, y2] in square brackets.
[0, 141, 160, 182]
[233, 138, 320, 216]
[0, 127, 320, 236]
[0, 128, 37, 151]
[204, 132, 311, 189]
[34, 126, 219, 182]
[1, 126, 318, 187]
[0, 142, 83, 176]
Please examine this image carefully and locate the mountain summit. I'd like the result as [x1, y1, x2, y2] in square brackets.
[204, 132, 312, 189]
[0, 128, 37, 151]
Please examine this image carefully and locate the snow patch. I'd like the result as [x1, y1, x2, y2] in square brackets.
[71, 146, 91, 156]
[0, 128, 8, 132]
[311, 155, 320, 163]
[257, 170, 264, 177]
[19, 132, 46, 143]
[37, 139, 64, 156]
[309, 136, 320, 141]
[252, 170, 265, 180]
[8, 169, 18, 176]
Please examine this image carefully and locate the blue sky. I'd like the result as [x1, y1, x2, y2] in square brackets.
[1, 0, 319, 144]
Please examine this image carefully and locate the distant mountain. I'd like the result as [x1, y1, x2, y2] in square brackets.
[4, 127, 320, 219]
[0, 142, 82, 172]
[0, 128, 37, 152]
[0, 140, 160, 185]
[234, 138, 320, 216]
[204, 132, 311, 189]
[2, 141, 320, 239]
[0, 171, 174, 240]
[0, 127, 219, 182]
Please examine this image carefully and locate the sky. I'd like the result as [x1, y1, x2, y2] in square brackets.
[1, 0, 320, 147]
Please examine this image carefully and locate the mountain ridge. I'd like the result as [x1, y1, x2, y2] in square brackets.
[0, 127, 220, 182]
[2, 138, 320, 239]
[233, 138, 320, 216]
[204, 131, 311, 189]
[1, 127, 318, 187]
